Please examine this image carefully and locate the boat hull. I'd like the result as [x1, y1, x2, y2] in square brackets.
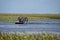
[15, 22, 24, 24]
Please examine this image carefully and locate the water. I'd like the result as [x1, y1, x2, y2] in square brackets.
[0, 20, 60, 34]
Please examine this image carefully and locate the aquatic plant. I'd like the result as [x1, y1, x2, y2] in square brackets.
[0, 14, 60, 22]
[0, 32, 60, 40]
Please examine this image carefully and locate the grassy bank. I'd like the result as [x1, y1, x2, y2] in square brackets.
[0, 14, 60, 22]
[0, 32, 60, 40]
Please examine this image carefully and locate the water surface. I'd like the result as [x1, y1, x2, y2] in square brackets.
[0, 20, 60, 34]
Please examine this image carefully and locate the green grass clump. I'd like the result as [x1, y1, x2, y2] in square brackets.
[0, 32, 60, 40]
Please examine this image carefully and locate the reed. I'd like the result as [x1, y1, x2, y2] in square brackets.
[0, 14, 60, 22]
[0, 32, 60, 40]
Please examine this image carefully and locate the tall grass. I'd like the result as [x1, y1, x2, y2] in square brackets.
[0, 32, 60, 40]
[0, 14, 60, 22]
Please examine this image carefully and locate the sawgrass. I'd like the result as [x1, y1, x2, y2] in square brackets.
[0, 14, 60, 22]
[0, 32, 60, 40]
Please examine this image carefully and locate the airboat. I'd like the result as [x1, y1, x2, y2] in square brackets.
[15, 16, 28, 24]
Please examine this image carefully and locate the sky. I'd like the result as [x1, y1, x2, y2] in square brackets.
[0, 0, 60, 14]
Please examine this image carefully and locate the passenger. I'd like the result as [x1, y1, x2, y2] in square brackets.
[16, 16, 28, 24]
